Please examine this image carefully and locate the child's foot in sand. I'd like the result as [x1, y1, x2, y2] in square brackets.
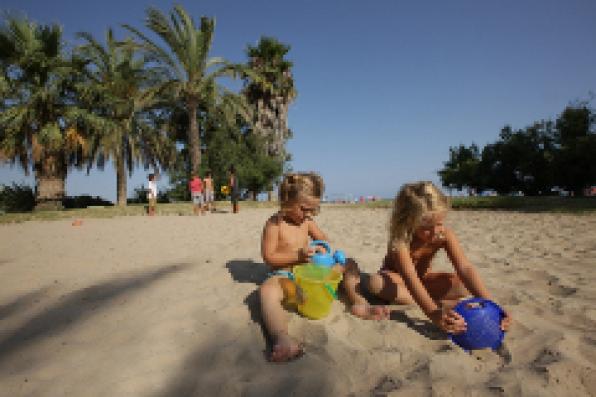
[269, 333, 304, 363]
[351, 304, 391, 320]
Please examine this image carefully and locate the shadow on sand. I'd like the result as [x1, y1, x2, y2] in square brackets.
[150, 322, 333, 397]
[0, 286, 50, 320]
[225, 260, 272, 351]
[0, 263, 191, 365]
[389, 310, 447, 341]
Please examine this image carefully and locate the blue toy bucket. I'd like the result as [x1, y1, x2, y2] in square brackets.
[450, 297, 505, 351]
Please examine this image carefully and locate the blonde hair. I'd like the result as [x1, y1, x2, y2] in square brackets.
[388, 181, 450, 251]
[279, 172, 324, 207]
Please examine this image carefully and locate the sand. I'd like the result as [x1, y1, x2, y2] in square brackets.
[0, 207, 595, 396]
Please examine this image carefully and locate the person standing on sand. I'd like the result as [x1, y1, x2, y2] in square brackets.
[189, 174, 204, 215]
[203, 171, 215, 213]
[147, 173, 157, 216]
[229, 165, 239, 214]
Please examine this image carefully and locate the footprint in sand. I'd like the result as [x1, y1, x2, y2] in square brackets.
[548, 282, 578, 297]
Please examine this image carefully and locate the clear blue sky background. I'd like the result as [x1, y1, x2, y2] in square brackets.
[1, 0, 595, 201]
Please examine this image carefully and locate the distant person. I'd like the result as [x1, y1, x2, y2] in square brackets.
[147, 173, 157, 216]
[189, 174, 204, 215]
[229, 165, 239, 214]
[203, 171, 215, 213]
[260, 172, 389, 362]
[367, 181, 512, 334]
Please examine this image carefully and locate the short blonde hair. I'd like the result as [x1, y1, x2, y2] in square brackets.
[388, 181, 450, 251]
[279, 172, 324, 207]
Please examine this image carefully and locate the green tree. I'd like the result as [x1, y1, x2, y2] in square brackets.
[479, 123, 557, 195]
[0, 16, 103, 209]
[438, 144, 481, 192]
[76, 29, 173, 206]
[554, 106, 596, 195]
[125, 5, 245, 176]
[243, 36, 296, 199]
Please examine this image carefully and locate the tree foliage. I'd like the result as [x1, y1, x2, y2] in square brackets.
[0, 15, 106, 208]
[439, 105, 595, 196]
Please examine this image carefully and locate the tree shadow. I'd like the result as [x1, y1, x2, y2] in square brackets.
[0, 263, 191, 365]
[389, 310, 447, 341]
[225, 260, 271, 353]
[0, 286, 50, 320]
[151, 322, 332, 397]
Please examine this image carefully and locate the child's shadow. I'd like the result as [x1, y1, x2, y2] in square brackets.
[389, 310, 447, 341]
[225, 260, 272, 352]
[356, 273, 446, 341]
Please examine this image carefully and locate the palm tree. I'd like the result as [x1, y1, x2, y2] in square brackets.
[243, 36, 296, 199]
[124, 5, 245, 176]
[76, 29, 172, 206]
[0, 16, 103, 209]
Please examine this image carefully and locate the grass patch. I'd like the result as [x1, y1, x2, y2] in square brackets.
[323, 197, 596, 213]
[450, 196, 596, 213]
[1, 197, 595, 224]
[0, 200, 280, 224]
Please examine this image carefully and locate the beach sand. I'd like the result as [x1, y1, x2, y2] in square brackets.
[0, 207, 595, 396]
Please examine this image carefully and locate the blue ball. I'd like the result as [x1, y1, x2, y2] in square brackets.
[450, 298, 505, 351]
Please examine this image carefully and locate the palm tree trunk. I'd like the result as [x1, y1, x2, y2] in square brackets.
[188, 99, 201, 176]
[116, 152, 127, 206]
[34, 151, 66, 210]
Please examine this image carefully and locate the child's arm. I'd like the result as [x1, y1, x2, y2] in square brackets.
[444, 229, 512, 330]
[443, 229, 491, 299]
[392, 246, 466, 333]
[261, 218, 311, 268]
[307, 220, 328, 242]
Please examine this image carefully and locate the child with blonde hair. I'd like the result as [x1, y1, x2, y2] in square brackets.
[260, 172, 388, 362]
[367, 181, 511, 334]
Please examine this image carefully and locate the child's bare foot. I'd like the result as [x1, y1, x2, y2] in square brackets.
[351, 304, 390, 320]
[269, 333, 304, 363]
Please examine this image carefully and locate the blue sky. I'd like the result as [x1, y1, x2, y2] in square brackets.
[1, 0, 595, 201]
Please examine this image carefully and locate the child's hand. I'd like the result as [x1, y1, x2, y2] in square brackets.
[313, 245, 327, 254]
[330, 264, 345, 274]
[429, 308, 467, 334]
[298, 247, 315, 263]
[501, 308, 513, 331]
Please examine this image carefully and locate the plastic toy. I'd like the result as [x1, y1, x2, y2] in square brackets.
[294, 264, 342, 319]
[310, 240, 346, 267]
[450, 297, 505, 351]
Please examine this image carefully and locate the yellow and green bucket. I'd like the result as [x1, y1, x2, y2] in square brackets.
[293, 264, 343, 319]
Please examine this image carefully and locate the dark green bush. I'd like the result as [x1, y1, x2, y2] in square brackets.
[0, 183, 36, 212]
[62, 195, 113, 209]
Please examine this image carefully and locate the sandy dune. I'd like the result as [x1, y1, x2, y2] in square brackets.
[0, 207, 595, 396]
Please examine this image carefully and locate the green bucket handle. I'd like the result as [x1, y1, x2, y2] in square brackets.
[324, 283, 337, 300]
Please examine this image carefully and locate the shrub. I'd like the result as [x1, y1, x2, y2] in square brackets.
[62, 195, 113, 209]
[0, 183, 36, 212]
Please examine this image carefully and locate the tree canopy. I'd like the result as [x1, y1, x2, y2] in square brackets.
[438, 104, 596, 196]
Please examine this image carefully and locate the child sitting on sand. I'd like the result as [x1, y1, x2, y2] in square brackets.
[260, 172, 388, 362]
[367, 181, 512, 334]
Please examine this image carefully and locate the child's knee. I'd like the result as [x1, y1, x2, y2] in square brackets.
[368, 273, 384, 294]
[259, 279, 284, 302]
[344, 258, 360, 275]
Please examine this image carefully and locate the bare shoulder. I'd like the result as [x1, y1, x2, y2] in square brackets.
[442, 227, 458, 243]
[306, 218, 319, 229]
[265, 212, 283, 226]
[441, 227, 462, 251]
[263, 213, 283, 234]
